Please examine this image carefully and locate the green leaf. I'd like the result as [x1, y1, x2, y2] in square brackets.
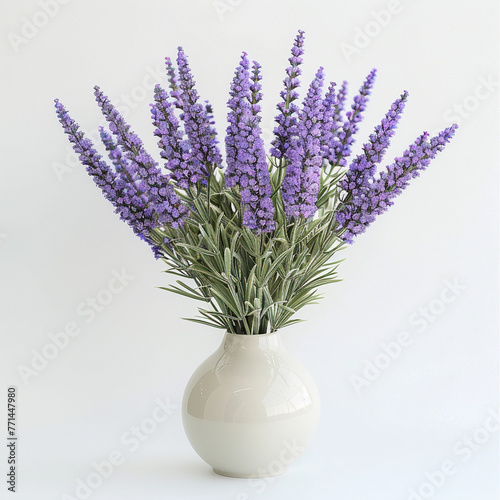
[224, 247, 232, 281]
[183, 317, 226, 329]
[176, 242, 219, 256]
[158, 285, 210, 302]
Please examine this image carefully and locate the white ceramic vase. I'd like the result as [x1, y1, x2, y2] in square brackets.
[182, 331, 320, 478]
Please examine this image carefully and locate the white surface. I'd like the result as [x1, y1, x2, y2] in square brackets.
[0, 0, 498, 499]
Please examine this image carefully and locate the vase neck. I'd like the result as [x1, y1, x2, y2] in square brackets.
[223, 331, 281, 352]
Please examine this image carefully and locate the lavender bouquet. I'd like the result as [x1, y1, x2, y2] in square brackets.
[55, 31, 457, 335]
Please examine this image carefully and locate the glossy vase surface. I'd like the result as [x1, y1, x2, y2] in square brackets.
[182, 331, 320, 478]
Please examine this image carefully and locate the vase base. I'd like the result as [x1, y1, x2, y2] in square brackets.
[213, 467, 288, 479]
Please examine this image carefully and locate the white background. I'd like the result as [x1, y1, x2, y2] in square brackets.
[1, 0, 498, 499]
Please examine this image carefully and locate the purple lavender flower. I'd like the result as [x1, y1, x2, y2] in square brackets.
[98, 126, 158, 235]
[249, 60, 263, 114]
[54, 99, 154, 242]
[224, 52, 251, 189]
[151, 85, 205, 189]
[281, 68, 325, 219]
[243, 60, 276, 233]
[334, 69, 377, 167]
[55, 99, 116, 199]
[337, 124, 458, 243]
[204, 101, 217, 129]
[270, 30, 305, 159]
[94, 86, 189, 230]
[99, 126, 131, 175]
[334, 81, 348, 124]
[322, 82, 342, 164]
[225, 53, 275, 233]
[176, 47, 222, 174]
[165, 56, 183, 109]
[374, 125, 458, 200]
[340, 91, 408, 202]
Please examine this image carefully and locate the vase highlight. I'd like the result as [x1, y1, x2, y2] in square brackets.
[182, 331, 320, 477]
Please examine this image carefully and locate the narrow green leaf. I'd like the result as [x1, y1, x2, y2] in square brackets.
[158, 286, 210, 302]
[183, 318, 226, 329]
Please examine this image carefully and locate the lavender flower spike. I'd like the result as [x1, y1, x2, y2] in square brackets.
[374, 124, 458, 202]
[99, 126, 132, 176]
[281, 67, 325, 219]
[165, 56, 183, 109]
[340, 91, 409, 202]
[94, 86, 189, 230]
[334, 81, 348, 123]
[337, 124, 458, 243]
[243, 60, 276, 233]
[270, 30, 305, 159]
[321, 82, 340, 164]
[151, 85, 204, 189]
[176, 47, 222, 176]
[334, 69, 377, 167]
[54, 100, 151, 241]
[225, 53, 275, 233]
[55, 100, 117, 203]
[224, 52, 252, 189]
